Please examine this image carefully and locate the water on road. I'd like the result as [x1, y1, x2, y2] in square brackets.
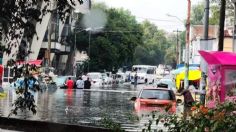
[0, 84, 182, 131]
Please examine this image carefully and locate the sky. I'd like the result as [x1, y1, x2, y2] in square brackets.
[95, 0, 202, 32]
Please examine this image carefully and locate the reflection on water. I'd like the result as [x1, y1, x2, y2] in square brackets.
[0, 84, 141, 129]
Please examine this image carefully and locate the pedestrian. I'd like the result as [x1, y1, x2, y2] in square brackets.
[134, 72, 138, 86]
[0, 79, 4, 93]
[76, 76, 84, 89]
[84, 77, 91, 89]
[66, 77, 74, 89]
[176, 87, 195, 119]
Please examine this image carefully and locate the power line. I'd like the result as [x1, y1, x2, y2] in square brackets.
[136, 16, 181, 23]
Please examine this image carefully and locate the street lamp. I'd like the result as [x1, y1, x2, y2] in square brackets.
[166, 0, 191, 90]
[73, 28, 90, 76]
[86, 27, 103, 73]
[73, 27, 103, 74]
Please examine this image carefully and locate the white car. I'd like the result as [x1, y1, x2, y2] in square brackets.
[156, 78, 177, 93]
[116, 72, 126, 84]
[101, 73, 113, 86]
[86, 72, 103, 88]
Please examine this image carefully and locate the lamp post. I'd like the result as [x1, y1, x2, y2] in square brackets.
[232, 0, 236, 52]
[73, 28, 90, 76]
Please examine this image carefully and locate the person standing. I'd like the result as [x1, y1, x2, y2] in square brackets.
[84, 77, 91, 89]
[76, 77, 84, 89]
[176, 88, 195, 119]
[66, 77, 74, 89]
[134, 72, 138, 85]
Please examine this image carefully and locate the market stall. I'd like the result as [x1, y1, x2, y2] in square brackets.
[175, 69, 201, 90]
[199, 50, 236, 107]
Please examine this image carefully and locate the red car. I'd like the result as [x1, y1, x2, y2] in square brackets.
[131, 88, 177, 114]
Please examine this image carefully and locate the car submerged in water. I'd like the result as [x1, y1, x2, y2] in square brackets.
[131, 87, 179, 115]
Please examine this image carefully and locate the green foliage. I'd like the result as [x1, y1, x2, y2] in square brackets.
[143, 102, 236, 132]
[134, 20, 172, 65]
[100, 115, 125, 132]
[74, 3, 142, 71]
[191, 1, 205, 25]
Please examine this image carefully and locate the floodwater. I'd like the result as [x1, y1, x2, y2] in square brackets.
[0, 84, 152, 131]
[0, 84, 183, 131]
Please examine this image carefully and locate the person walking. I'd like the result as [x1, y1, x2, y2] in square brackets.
[176, 88, 195, 119]
[76, 77, 84, 89]
[84, 77, 91, 89]
[66, 77, 74, 89]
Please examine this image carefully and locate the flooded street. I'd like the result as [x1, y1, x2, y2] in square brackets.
[0, 84, 149, 131]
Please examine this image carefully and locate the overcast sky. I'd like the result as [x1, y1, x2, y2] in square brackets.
[95, 0, 202, 32]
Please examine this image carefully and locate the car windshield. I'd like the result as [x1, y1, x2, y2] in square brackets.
[140, 89, 171, 100]
[133, 67, 147, 73]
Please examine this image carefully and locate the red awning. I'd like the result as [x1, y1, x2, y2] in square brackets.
[17, 60, 43, 66]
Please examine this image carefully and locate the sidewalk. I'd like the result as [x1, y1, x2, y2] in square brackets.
[0, 129, 22, 132]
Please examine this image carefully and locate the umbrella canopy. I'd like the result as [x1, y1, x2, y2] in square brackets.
[171, 66, 199, 74]
[176, 69, 201, 89]
[17, 60, 42, 66]
[199, 50, 236, 65]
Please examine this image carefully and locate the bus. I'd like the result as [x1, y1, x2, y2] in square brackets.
[130, 65, 157, 84]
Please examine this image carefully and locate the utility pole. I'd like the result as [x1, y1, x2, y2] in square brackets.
[200, 0, 210, 105]
[47, 20, 52, 68]
[232, 0, 236, 52]
[88, 30, 91, 73]
[184, 0, 191, 89]
[204, 0, 209, 40]
[218, 0, 226, 51]
[174, 29, 182, 65]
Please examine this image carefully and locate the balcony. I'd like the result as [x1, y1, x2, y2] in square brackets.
[41, 42, 61, 53]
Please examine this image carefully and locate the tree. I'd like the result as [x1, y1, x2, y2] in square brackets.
[191, 1, 205, 25]
[0, 0, 84, 116]
[74, 3, 143, 71]
[134, 20, 173, 66]
[190, 0, 222, 25]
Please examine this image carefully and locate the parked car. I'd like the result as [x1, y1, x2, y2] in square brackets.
[101, 73, 113, 85]
[156, 78, 177, 93]
[55, 76, 76, 89]
[116, 72, 126, 84]
[131, 88, 177, 115]
[86, 72, 103, 88]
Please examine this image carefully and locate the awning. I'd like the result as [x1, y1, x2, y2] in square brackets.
[199, 50, 236, 65]
[17, 60, 42, 66]
[176, 70, 201, 89]
[171, 66, 199, 74]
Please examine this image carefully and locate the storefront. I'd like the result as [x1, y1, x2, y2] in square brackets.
[199, 50, 236, 107]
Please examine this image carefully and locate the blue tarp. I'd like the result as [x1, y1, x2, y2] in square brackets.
[176, 64, 200, 69]
[171, 66, 199, 74]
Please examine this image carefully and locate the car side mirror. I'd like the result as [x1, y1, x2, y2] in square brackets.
[177, 99, 182, 104]
[130, 97, 137, 101]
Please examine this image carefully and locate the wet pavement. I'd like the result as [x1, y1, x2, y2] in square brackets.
[0, 83, 183, 131]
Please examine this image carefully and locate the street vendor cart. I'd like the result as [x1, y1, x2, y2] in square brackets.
[199, 50, 236, 107]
